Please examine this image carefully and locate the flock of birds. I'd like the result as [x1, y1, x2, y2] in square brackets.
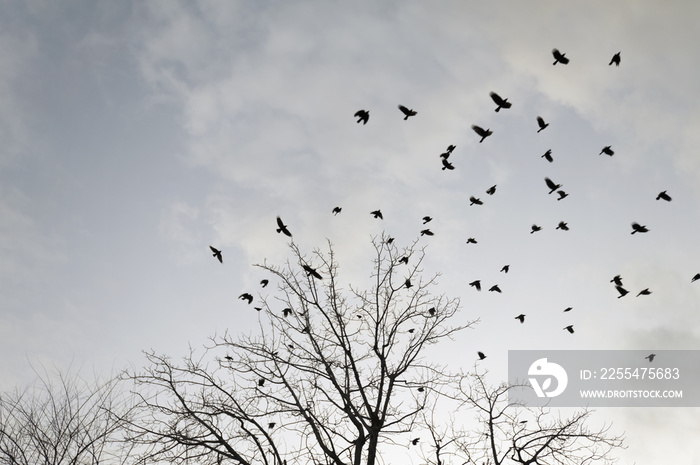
[210, 48, 698, 364]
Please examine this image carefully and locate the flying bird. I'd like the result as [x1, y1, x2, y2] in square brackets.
[536, 116, 549, 133]
[386, 237, 395, 244]
[501, 265, 510, 273]
[428, 307, 436, 315]
[489, 92, 512, 112]
[645, 353, 656, 362]
[556, 221, 569, 231]
[466, 237, 478, 244]
[609, 52, 621, 66]
[615, 285, 629, 298]
[239, 293, 253, 304]
[422, 216, 432, 224]
[398, 104, 417, 120]
[441, 158, 455, 170]
[563, 307, 572, 312]
[611, 275, 623, 286]
[405, 279, 412, 289]
[371, 210, 383, 219]
[563, 325, 574, 334]
[656, 191, 672, 202]
[225, 355, 233, 361]
[489, 285, 502, 293]
[276, 216, 292, 237]
[692, 273, 700, 283]
[515, 314, 526, 323]
[637, 288, 652, 297]
[469, 196, 483, 206]
[552, 48, 569, 65]
[332, 206, 342, 215]
[446, 144, 456, 153]
[531, 224, 542, 234]
[260, 279, 269, 288]
[556, 190, 569, 200]
[469, 280, 481, 291]
[411, 438, 420, 446]
[486, 185, 497, 195]
[541, 149, 553, 163]
[209, 246, 223, 263]
[283, 308, 292, 317]
[420, 229, 434, 236]
[471, 125, 493, 143]
[600, 146, 614, 156]
[631, 222, 649, 234]
[477, 351, 487, 360]
[354, 110, 369, 124]
[302, 264, 323, 280]
[268, 422, 276, 430]
[399, 256, 409, 265]
[545, 177, 562, 194]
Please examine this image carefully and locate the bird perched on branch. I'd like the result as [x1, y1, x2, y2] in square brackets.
[276, 216, 292, 237]
[354, 110, 369, 124]
[398, 105, 417, 120]
[552, 48, 569, 65]
[609, 52, 621, 66]
[490, 92, 512, 112]
[209, 246, 223, 263]
[472, 125, 493, 143]
[536, 116, 549, 133]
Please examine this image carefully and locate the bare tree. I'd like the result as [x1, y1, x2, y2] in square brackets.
[0, 365, 134, 465]
[124, 235, 472, 465]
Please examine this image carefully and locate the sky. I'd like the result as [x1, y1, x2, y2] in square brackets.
[1, 0, 699, 463]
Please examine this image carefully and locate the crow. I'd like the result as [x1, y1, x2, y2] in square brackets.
[631, 222, 649, 234]
[276, 216, 292, 237]
[515, 314, 526, 323]
[556, 221, 569, 231]
[557, 190, 568, 200]
[441, 158, 455, 170]
[332, 206, 342, 215]
[536, 116, 549, 133]
[501, 265, 510, 273]
[422, 216, 432, 224]
[446, 145, 456, 154]
[417, 386, 425, 392]
[466, 237, 478, 244]
[371, 210, 383, 219]
[490, 92, 512, 112]
[472, 125, 493, 143]
[645, 353, 656, 362]
[420, 229, 434, 236]
[609, 52, 621, 67]
[440, 150, 451, 159]
[209, 246, 223, 263]
[656, 191, 672, 202]
[611, 275, 623, 286]
[600, 146, 614, 156]
[615, 285, 629, 298]
[260, 279, 269, 288]
[531, 224, 542, 234]
[283, 308, 292, 317]
[428, 307, 436, 315]
[386, 237, 395, 244]
[302, 264, 323, 280]
[693, 273, 700, 283]
[552, 48, 569, 65]
[239, 293, 253, 304]
[541, 149, 553, 163]
[637, 288, 652, 297]
[469, 196, 483, 206]
[545, 177, 562, 194]
[398, 105, 417, 120]
[268, 422, 276, 429]
[563, 325, 574, 334]
[411, 438, 420, 446]
[489, 284, 502, 293]
[399, 256, 409, 265]
[354, 110, 369, 124]
[477, 351, 487, 360]
[486, 184, 497, 195]
[469, 280, 481, 291]
[563, 307, 572, 312]
[225, 355, 233, 361]
[405, 279, 412, 289]
[408, 328, 415, 333]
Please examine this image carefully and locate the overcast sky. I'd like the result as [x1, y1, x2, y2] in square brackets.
[1, 1, 699, 463]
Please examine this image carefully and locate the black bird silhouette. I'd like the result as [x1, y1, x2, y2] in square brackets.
[556, 221, 569, 231]
[469, 280, 481, 291]
[440, 151, 451, 159]
[239, 293, 253, 304]
[260, 279, 269, 288]
[386, 237, 394, 244]
[489, 284, 502, 293]
[354, 110, 369, 124]
[515, 314, 526, 323]
[645, 353, 656, 362]
[531, 224, 542, 234]
[268, 422, 276, 429]
[611, 275, 623, 286]
[563, 307, 572, 312]
[399, 256, 409, 265]
[552, 48, 569, 65]
[283, 308, 292, 317]
[656, 191, 672, 202]
[637, 288, 652, 297]
[405, 279, 412, 289]
[600, 146, 614, 156]
[420, 229, 434, 236]
[563, 325, 574, 334]
[441, 158, 455, 170]
[276, 216, 292, 237]
[692, 273, 700, 283]
[631, 222, 649, 234]
[417, 386, 424, 392]
[332, 206, 342, 215]
[541, 149, 553, 163]
[545, 177, 562, 194]
[615, 285, 629, 298]
[556, 190, 568, 200]
[398, 105, 417, 120]
[422, 216, 432, 224]
[411, 438, 420, 446]
[258, 378, 265, 387]
[469, 196, 483, 206]
[501, 265, 510, 273]
[371, 210, 383, 219]
[254, 307, 263, 312]
[225, 355, 233, 361]
[486, 184, 497, 195]
[428, 307, 436, 315]
[302, 264, 323, 280]
[209, 246, 223, 263]
[472, 125, 493, 143]
[536, 116, 549, 133]
[466, 237, 478, 244]
[490, 92, 512, 112]
[477, 351, 487, 360]
[609, 52, 621, 66]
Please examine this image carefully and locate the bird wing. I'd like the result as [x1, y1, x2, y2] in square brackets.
[354, 110, 365, 117]
[489, 92, 504, 105]
[471, 125, 485, 136]
[545, 177, 557, 190]
[276, 216, 285, 228]
[537, 116, 546, 127]
[398, 104, 410, 115]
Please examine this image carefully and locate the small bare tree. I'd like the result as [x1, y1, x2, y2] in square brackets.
[0, 365, 134, 465]
[124, 235, 472, 465]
